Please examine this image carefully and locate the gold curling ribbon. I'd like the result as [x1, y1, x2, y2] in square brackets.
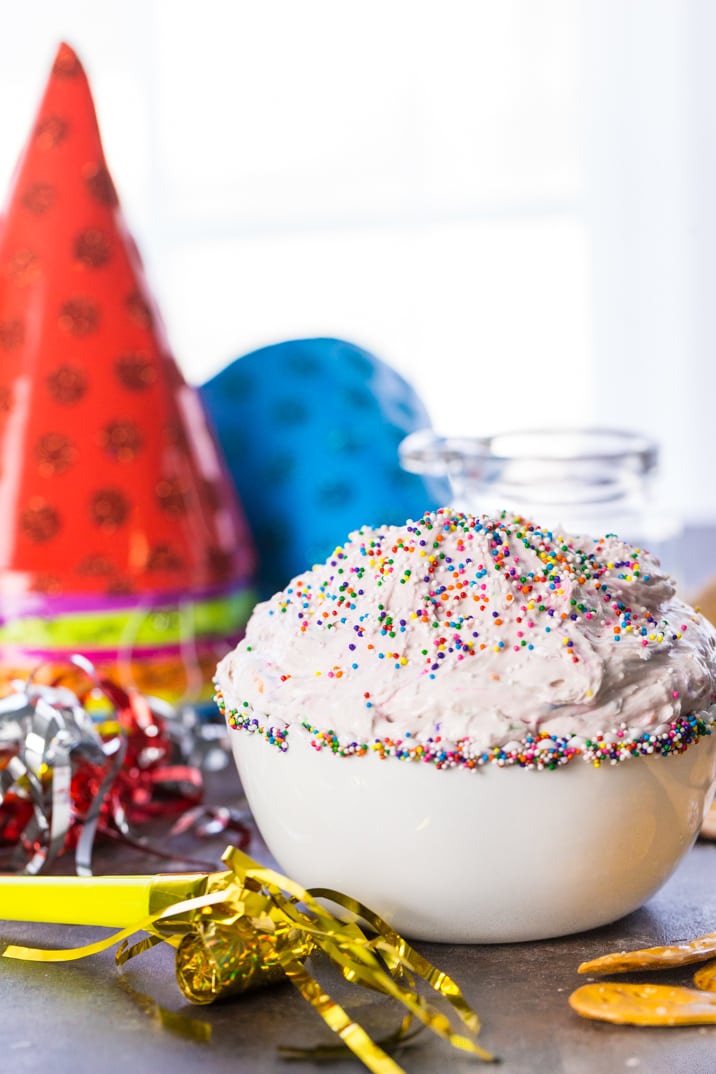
[570, 930, 716, 1027]
[1, 846, 494, 1071]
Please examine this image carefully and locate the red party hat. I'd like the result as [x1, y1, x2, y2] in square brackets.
[0, 43, 255, 701]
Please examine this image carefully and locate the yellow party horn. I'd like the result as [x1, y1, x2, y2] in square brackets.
[0, 870, 216, 930]
[0, 846, 495, 1073]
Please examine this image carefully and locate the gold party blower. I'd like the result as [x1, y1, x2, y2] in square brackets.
[0, 845, 494, 1074]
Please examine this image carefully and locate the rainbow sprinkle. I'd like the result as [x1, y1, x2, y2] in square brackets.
[265, 509, 685, 673]
[215, 508, 716, 772]
[216, 687, 713, 771]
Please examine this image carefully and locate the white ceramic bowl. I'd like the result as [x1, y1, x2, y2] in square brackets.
[231, 723, 716, 943]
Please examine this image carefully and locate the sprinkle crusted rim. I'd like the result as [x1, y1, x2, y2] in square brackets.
[215, 686, 714, 771]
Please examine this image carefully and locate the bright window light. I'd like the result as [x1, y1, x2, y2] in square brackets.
[0, 1, 713, 523]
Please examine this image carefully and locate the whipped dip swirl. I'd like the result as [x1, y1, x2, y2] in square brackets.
[216, 510, 716, 766]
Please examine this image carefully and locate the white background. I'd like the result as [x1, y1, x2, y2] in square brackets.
[1, 0, 714, 522]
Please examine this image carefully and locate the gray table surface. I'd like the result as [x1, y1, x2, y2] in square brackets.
[1, 523, 716, 1074]
[0, 763, 715, 1074]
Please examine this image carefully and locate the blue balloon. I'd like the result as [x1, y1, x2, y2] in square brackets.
[200, 338, 449, 598]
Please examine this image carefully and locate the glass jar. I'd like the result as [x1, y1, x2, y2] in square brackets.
[399, 427, 683, 579]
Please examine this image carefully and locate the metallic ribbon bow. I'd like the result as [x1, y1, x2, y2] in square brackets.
[2, 845, 494, 1072]
[0, 655, 203, 875]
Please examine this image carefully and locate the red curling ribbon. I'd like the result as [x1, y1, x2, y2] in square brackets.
[0, 655, 219, 874]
